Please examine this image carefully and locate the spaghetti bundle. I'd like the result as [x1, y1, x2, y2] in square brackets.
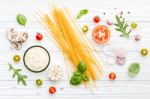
[37, 5, 103, 83]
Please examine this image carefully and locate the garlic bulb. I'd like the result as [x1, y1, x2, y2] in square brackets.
[48, 65, 63, 81]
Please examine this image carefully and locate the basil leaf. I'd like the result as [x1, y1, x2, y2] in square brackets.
[128, 63, 140, 78]
[80, 9, 88, 14]
[78, 60, 86, 73]
[16, 14, 27, 26]
[77, 9, 89, 19]
[82, 74, 89, 81]
[70, 75, 82, 85]
[73, 71, 82, 76]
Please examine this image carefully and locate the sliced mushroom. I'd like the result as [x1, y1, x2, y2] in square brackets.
[15, 42, 22, 50]
[10, 39, 22, 50]
[6, 31, 13, 41]
[6, 28, 18, 41]
[6, 28, 28, 50]
[21, 32, 28, 43]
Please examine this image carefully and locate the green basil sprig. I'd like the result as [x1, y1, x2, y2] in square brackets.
[16, 14, 27, 26]
[70, 60, 89, 85]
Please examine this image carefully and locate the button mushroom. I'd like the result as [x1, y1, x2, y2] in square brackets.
[6, 28, 28, 50]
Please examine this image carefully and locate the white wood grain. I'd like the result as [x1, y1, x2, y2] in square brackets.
[0, 0, 150, 99]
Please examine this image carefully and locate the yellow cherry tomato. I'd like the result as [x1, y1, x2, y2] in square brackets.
[35, 79, 43, 86]
[13, 55, 21, 62]
[82, 25, 89, 33]
[141, 48, 148, 56]
[131, 23, 138, 29]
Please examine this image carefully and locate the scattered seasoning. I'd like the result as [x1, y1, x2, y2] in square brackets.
[141, 48, 148, 56]
[13, 55, 21, 62]
[114, 15, 131, 38]
[109, 72, 116, 80]
[131, 22, 138, 29]
[77, 9, 89, 19]
[103, 12, 105, 15]
[8, 63, 27, 86]
[135, 34, 141, 41]
[36, 33, 43, 41]
[93, 16, 100, 23]
[128, 63, 140, 78]
[120, 11, 123, 15]
[60, 87, 64, 90]
[49, 86, 56, 94]
[35, 79, 43, 86]
[16, 14, 27, 26]
[82, 25, 89, 33]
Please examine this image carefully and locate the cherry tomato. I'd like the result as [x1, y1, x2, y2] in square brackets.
[141, 48, 148, 56]
[36, 33, 43, 41]
[92, 25, 110, 44]
[93, 16, 100, 23]
[35, 79, 43, 86]
[131, 23, 138, 29]
[13, 55, 21, 62]
[49, 86, 56, 94]
[109, 72, 116, 80]
[82, 25, 89, 33]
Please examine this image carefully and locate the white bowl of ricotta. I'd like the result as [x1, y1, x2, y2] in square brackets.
[23, 46, 50, 73]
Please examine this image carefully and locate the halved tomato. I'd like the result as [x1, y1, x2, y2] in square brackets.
[92, 25, 111, 44]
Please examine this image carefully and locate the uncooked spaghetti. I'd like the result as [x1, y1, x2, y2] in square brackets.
[36, 5, 103, 84]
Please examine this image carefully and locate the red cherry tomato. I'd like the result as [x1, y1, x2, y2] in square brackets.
[92, 25, 110, 44]
[109, 72, 116, 80]
[36, 33, 43, 41]
[49, 86, 56, 94]
[93, 16, 100, 23]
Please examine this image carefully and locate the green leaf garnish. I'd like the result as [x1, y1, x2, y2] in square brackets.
[77, 9, 89, 19]
[70, 75, 82, 85]
[128, 63, 140, 78]
[16, 14, 27, 26]
[78, 60, 86, 73]
[114, 15, 131, 38]
[82, 74, 89, 81]
[8, 63, 27, 86]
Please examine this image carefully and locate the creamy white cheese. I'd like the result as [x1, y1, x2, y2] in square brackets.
[24, 46, 50, 72]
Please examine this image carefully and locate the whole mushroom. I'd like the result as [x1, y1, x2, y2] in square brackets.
[6, 28, 28, 50]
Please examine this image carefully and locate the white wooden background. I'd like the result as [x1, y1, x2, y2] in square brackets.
[0, 0, 150, 99]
